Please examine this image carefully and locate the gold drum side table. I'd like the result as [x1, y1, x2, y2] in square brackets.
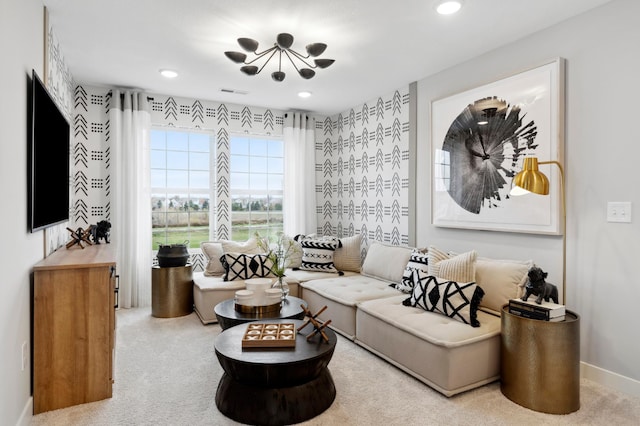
[152, 265, 194, 318]
[500, 305, 580, 414]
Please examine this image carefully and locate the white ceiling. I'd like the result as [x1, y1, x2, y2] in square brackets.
[43, 0, 612, 116]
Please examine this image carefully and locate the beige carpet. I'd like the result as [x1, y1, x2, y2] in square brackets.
[31, 307, 640, 426]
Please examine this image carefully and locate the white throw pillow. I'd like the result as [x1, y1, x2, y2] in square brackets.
[200, 241, 224, 276]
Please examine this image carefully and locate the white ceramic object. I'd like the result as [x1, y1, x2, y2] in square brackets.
[234, 289, 254, 304]
[245, 278, 273, 305]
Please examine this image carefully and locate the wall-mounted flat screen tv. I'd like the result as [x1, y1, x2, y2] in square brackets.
[29, 69, 70, 232]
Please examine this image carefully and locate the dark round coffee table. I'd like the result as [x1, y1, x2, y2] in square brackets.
[214, 319, 337, 425]
[214, 296, 307, 330]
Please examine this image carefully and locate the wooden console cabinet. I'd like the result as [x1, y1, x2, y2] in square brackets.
[33, 244, 117, 414]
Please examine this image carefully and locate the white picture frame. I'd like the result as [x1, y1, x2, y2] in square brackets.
[431, 58, 564, 235]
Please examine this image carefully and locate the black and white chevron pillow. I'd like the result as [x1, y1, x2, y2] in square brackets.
[391, 250, 429, 293]
[403, 269, 484, 327]
[296, 237, 343, 274]
[220, 253, 274, 281]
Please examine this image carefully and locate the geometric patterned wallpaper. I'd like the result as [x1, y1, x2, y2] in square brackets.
[47, 23, 411, 267]
[44, 25, 75, 255]
[72, 88, 291, 271]
[317, 88, 411, 247]
[72, 87, 410, 271]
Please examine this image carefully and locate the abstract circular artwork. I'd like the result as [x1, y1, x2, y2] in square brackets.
[441, 97, 537, 214]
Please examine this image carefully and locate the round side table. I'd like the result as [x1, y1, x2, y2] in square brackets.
[500, 305, 580, 414]
[151, 264, 193, 318]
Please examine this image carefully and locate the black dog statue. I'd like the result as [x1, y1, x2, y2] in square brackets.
[90, 220, 111, 244]
[522, 266, 559, 304]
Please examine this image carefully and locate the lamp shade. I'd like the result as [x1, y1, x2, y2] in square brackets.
[511, 157, 549, 195]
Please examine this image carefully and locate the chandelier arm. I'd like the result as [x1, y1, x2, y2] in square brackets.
[283, 50, 305, 73]
[242, 46, 278, 65]
[287, 49, 316, 68]
[253, 48, 280, 74]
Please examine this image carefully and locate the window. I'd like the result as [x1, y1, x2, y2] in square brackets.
[230, 135, 283, 241]
[151, 129, 213, 249]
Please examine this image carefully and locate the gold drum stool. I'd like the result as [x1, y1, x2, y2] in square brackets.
[152, 265, 193, 318]
[500, 305, 580, 414]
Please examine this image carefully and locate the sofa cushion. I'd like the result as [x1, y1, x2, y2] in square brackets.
[300, 274, 400, 307]
[355, 295, 501, 395]
[358, 294, 501, 348]
[403, 270, 484, 327]
[285, 268, 358, 283]
[220, 253, 274, 281]
[334, 234, 363, 272]
[361, 241, 413, 283]
[475, 257, 533, 315]
[428, 246, 477, 282]
[392, 250, 429, 293]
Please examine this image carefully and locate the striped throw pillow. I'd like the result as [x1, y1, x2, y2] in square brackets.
[427, 246, 477, 283]
[297, 237, 343, 274]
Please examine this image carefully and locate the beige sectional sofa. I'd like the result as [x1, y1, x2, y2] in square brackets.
[193, 236, 532, 397]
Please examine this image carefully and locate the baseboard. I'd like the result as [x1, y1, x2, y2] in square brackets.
[581, 362, 640, 398]
[17, 396, 33, 426]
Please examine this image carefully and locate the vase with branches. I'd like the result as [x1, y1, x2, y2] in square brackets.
[255, 232, 300, 300]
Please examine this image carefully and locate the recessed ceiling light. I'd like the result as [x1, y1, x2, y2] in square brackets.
[436, 1, 463, 15]
[298, 91, 312, 98]
[159, 69, 178, 78]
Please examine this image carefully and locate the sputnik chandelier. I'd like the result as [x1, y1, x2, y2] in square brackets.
[224, 33, 335, 82]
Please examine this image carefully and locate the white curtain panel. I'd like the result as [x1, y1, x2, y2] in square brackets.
[109, 91, 152, 308]
[283, 112, 317, 236]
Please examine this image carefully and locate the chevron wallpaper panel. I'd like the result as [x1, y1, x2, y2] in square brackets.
[148, 94, 286, 244]
[44, 25, 75, 254]
[315, 88, 411, 247]
[72, 87, 410, 270]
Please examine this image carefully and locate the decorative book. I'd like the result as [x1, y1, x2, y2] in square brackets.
[241, 323, 297, 348]
[509, 298, 566, 321]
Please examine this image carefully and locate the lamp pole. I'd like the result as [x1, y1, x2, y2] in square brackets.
[537, 161, 566, 305]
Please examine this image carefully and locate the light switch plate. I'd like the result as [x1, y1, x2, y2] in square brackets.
[607, 202, 632, 223]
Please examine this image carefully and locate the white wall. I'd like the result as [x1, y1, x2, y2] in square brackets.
[0, 0, 45, 423]
[416, 0, 639, 392]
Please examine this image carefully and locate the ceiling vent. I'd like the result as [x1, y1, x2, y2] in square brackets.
[220, 88, 248, 95]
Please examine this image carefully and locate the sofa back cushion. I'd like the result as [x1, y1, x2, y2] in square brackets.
[475, 257, 533, 315]
[361, 241, 413, 283]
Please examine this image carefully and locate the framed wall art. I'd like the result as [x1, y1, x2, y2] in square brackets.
[431, 58, 565, 235]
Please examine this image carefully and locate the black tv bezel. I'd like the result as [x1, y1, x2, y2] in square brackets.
[29, 69, 71, 233]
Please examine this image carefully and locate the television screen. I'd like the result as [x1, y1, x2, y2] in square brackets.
[29, 70, 71, 232]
